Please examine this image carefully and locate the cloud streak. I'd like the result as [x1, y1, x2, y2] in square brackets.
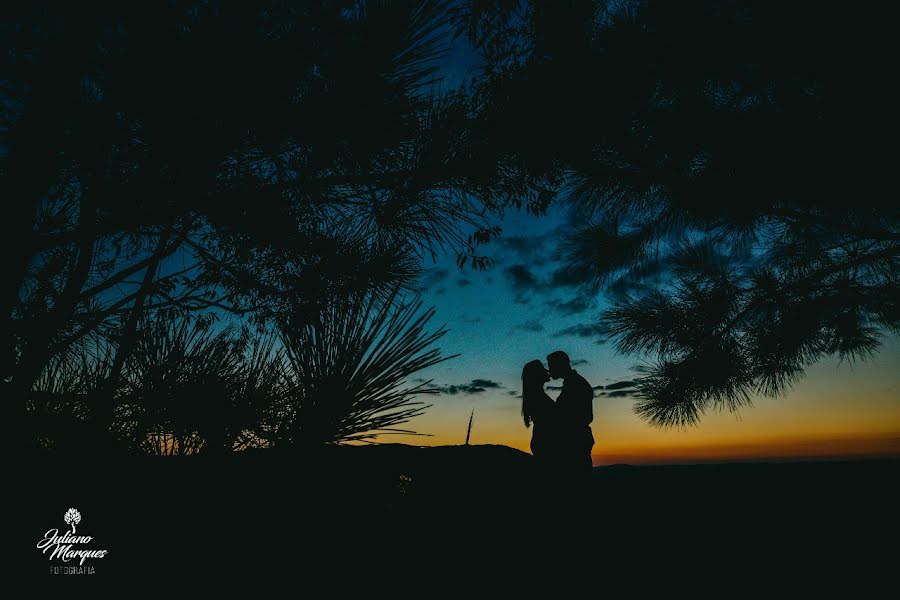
[552, 322, 606, 341]
[603, 380, 636, 391]
[418, 267, 449, 291]
[599, 390, 633, 398]
[511, 319, 545, 333]
[498, 234, 551, 266]
[436, 378, 504, 395]
[545, 296, 594, 316]
[593, 379, 638, 398]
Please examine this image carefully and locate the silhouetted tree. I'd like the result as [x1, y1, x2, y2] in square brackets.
[114, 314, 250, 455]
[29, 289, 452, 454]
[27, 338, 111, 453]
[269, 290, 452, 446]
[5, 1, 543, 448]
[27, 312, 247, 455]
[456, 0, 898, 426]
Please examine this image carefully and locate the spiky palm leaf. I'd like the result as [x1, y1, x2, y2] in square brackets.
[117, 315, 247, 455]
[271, 290, 453, 446]
[26, 338, 114, 451]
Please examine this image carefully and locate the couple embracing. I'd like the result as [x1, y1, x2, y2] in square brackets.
[521, 350, 594, 486]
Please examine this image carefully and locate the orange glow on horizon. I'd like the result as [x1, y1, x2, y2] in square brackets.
[389, 344, 900, 465]
[590, 433, 900, 465]
[408, 433, 900, 465]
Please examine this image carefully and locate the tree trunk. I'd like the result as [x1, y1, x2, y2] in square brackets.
[95, 226, 176, 435]
[12, 190, 98, 399]
[2, 5, 104, 384]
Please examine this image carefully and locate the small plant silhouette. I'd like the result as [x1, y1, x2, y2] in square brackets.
[397, 475, 413, 495]
[64, 508, 81, 534]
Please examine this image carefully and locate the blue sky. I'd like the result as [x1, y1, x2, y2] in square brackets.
[412, 204, 631, 389]
[382, 26, 900, 460]
[391, 202, 899, 462]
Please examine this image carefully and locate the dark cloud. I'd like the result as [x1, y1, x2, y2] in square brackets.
[552, 322, 605, 341]
[499, 234, 540, 254]
[470, 379, 502, 389]
[435, 287, 447, 296]
[546, 385, 564, 391]
[503, 264, 544, 304]
[545, 296, 594, 316]
[504, 265, 539, 287]
[549, 264, 595, 288]
[498, 234, 550, 265]
[439, 384, 483, 395]
[456, 278, 473, 288]
[511, 319, 545, 333]
[572, 359, 590, 366]
[592, 379, 638, 398]
[418, 267, 450, 291]
[499, 254, 598, 307]
[590, 380, 638, 399]
[437, 378, 503, 395]
[604, 380, 636, 391]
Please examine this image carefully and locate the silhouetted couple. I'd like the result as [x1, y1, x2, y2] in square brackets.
[522, 351, 594, 504]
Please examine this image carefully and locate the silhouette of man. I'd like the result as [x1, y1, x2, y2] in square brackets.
[546, 350, 594, 484]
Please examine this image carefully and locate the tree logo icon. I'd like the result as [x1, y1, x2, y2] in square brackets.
[63, 508, 81, 534]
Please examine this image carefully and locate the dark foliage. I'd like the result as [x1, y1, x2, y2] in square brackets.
[266, 290, 453, 446]
[27, 290, 450, 454]
[458, 0, 899, 426]
[4, 1, 543, 449]
[8, 0, 899, 441]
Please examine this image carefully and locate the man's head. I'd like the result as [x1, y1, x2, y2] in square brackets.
[546, 350, 571, 380]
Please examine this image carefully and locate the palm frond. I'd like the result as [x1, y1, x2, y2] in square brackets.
[271, 289, 454, 445]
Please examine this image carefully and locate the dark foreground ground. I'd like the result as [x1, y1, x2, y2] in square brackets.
[16, 444, 899, 583]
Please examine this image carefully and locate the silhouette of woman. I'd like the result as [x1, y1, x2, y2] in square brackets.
[521, 360, 556, 467]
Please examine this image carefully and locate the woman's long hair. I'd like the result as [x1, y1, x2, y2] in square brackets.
[521, 360, 547, 427]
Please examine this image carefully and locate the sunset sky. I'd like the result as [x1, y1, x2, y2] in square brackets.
[390, 207, 900, 465]
[362, 32, 900, 465]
